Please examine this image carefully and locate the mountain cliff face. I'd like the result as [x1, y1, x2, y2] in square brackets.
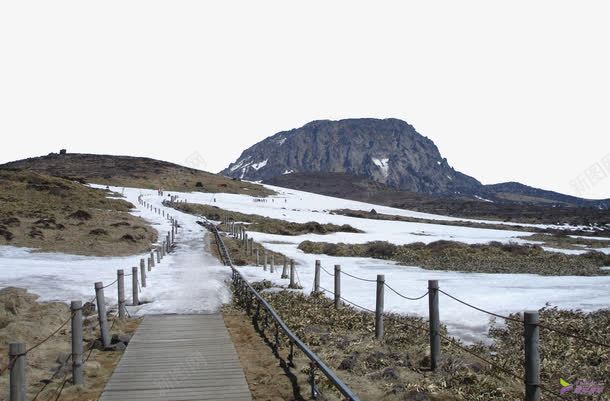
[222, 118, 481, 194]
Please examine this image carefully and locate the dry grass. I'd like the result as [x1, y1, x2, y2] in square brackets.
[519, 233, 610, 250]
[208, 228, 292, 269]
[298, 240, 610, 276]
[1, 153, 273, 197]
[239, 283, 609, 401]
[0, 287, 141, 401]
[223, 305, 311, 401]
[0, 170, 156, 256]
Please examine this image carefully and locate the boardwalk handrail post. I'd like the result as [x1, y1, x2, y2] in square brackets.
[117, 269, 126, 319]
[71, 300, 84, 385]
[132, 266, 139, 306]
[94, 282, 111, 348]
[524, 311, 541, 401]
[334, 265, 341, 309]
[281, 257, 288, 279]
[9, 342, 26, 401]
[375, 275, 385, 340]
[428, 280, 440, 370]
[289, 259, 296, 288]
[313, 260, 321, 294]
[140, 261, 147, 288]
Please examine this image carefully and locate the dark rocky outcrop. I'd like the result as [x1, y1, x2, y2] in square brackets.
[222, 118, 481, 195]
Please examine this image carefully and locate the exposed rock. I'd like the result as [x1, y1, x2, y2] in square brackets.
[222, 118, 481, 195]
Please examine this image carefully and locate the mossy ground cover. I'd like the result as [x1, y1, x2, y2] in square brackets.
[171, 202, 362, 236]
[0, 170, 156, 256]
[518, 233, 610, 251]
[239, 282, 609, 401]
[298, 240, 610, 276]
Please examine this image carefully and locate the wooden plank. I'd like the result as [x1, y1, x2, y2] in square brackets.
[99, 314, 252, 401]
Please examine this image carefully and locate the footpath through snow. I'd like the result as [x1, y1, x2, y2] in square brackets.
[0, 186, 230, 315]
[1, 184, 609, 342]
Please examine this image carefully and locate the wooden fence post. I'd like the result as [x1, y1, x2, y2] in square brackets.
[132, 266, 139, 306]
[282, 257, 288, 279]
[94, 282, 111, 348]
[147, 257, 152, 272]
[150, 251, 155, 268]
[263, 252, 268, 271]
[140, 262, 147, 288]
[375, 275, 385, 340]
[117, 270, 126, 319]
[255, 249, 259, 266]
[524, 311, 540, 401]
[428, 280, 440, 370]
[156, 249, 161, 263]
[249, 238, 253, 256]
[71, 300, 84, 385]
[334, 265, 341, 309]
[313, 260, 321, 294]
[9, 342, 26, 401]
[270, 255, 275, 273]
[289, 259, 296, 288]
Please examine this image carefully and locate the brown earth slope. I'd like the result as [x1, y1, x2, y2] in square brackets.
[1, 152, 273, 196]
[0, 170, 156, 256]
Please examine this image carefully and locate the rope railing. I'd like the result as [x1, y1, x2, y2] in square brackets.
[203, 218, 362, 401]
[384, 283, 428, 301]
[198, 210, 608, 401]
[341, 270, 377, 283]
[439, 289, 523, 323]
[537, 322, 610, 349]
[319, 286, 375, 313]
[4, 198, 181, 401]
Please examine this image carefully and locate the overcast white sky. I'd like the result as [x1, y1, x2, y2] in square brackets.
[1, 1, 609, 199]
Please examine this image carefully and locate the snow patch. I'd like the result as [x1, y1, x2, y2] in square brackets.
[371, 157, 390, 177]
[229, 156, 251, 172]
[251, 159, 268, 171]
[282, 169, 294, 175]
[475, 195, 494, 203]
[276, 137, 287, 146]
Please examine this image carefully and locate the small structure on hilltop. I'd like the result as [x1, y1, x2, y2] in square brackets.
[59, 149, 67, 155]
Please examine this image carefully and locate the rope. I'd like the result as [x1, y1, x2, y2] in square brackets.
[341, 270, 377, 283]
[319, 266, 334, 277]
[24, 311, 75, 355]
[439, 289, 523, 323]
[319, 287, 375, 313]
[101, 278, 119, 289]
[384, 283, 429, 301]
[537, 322, 610, 349]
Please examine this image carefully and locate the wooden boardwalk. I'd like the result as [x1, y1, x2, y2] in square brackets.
[99, 314, 252, 401]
